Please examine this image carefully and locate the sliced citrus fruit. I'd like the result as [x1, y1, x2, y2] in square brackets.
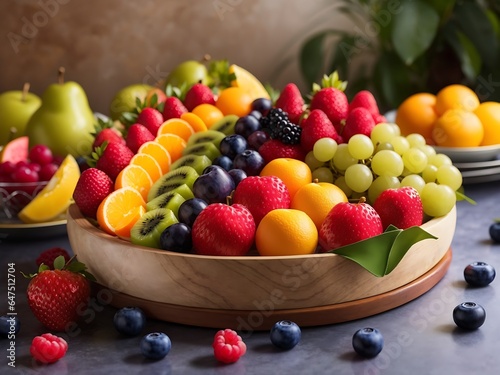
[157, 118, 195, 141]
[191, 103, 224, 128]
[154, 133, 187, 163]
[137, 141, 171, 175]
[114, 164, 153, 202]
[114, 205, 146, 240]
[96, 186, 146, 236]
[18, 154, 80, 224]
[229, 64, 270, 100]
[129, 153, 163, 183]
[0, 135, 28, 163]
[180, 112, 208, 132]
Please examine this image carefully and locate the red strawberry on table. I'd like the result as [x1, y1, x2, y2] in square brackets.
[183, 83, 215, 111]
[192, 203, 255, 256]
[136, 107, 164, 136]
[319, 197, 383, 251]
[73, 167, 114, 219]
[259, 139, 306, 163]
[126, 123, 155, 153]
[373, 186, 424, 230]
[342, 107, 376, 142]
[232, 175, 291, 226]
[275, 83, 305, 124]
[25, 255, 95, 332]
[91, 141, 134, 181]
[162, 96, 188, 120]
[300, 109, 343, 152]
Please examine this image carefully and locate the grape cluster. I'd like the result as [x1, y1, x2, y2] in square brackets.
[306, 123, 460, 217]
[260, 108, 302, 145]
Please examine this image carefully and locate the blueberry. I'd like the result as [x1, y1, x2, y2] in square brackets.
[233, 149, 265, 176]
[249, 110, 263, 120]
[489, 222, 500, 243]
[234, 115, 262, 139]
[247, 130, 269, 150]
[270, 320, 301, 350]
[140, 332, 171, 360]
[228, 168, 247, 187]
[0, 315, 20, 338]
[219, 134, 248, 159]
[212, 155, 233, 171]
[251, 98, 272, 115]
[113, 307, 146, 336]
[160, 223, 192, 253]
[464, 261, 496, 287]
[178, 198, 208, 227]
[352, 328, 384, 358]
[453, 302, 486, 330]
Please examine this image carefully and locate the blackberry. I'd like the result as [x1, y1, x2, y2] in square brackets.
[260, 108, 302, 145]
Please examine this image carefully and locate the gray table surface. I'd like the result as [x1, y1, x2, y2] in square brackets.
[1, 180, 500, 375]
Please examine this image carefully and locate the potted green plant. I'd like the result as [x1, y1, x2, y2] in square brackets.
[299, 0, 500, 112]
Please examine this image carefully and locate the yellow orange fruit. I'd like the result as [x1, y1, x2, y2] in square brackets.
[114, 164, 153, 201]
[154, 133, 187, 162]
[255, 209, 318, 256]
[129, 153, 163, 183]
[137, 141, 171, 174]
[260, 158, 312, 200]
[191, 103, 224, 128]
[435, 84, 480, 116]
[291, 181, 348, 230]
[157, 119, 195, 142]
[215, 87, 253, 117]
[473, 101, 500, 146]
[432, 109, 484, 147]
[395, 93, 438, 143]
[180, 112, 208, 133]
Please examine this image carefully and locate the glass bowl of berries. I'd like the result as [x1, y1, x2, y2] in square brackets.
[0, 144, 60, 221]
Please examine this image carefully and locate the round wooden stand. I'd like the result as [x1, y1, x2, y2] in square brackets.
[96, 249, 452, 330]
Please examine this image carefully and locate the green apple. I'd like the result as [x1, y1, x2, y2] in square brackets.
[25, 67, 95, 158]
[109, 83, 153, 121]
[164, 60, 211, 89]
[0, 83, 41, 146]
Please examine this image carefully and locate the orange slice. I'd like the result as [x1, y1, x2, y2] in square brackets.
[96, 186, 146, 236]
[180, 112, 208, 133]
[129, 153, 163, 183]
[157, 118, 195, 142]
[114, 164, 153, 202]
[154, 133, 187, 163]
[114, 205, 146, 240]
[137, 141, 171, 175]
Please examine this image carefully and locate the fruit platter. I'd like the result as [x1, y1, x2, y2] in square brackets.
[2, 59, 477, 329]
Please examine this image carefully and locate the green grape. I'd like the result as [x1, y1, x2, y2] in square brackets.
[374, 141, 394, 153]
[312, 166, 334, 183]
[313, 137, 338, 162]
[345, 164, 373, 193]
[416, 144, 436, 158]
[436, 164, 462, 191]
[406, 133, 426, 148]
[371, 150, 404, 177]
[401, 174, 426, 194]
[429, 153, 452, 167]
[371, 123, 398, 145]
[422, 164, 438, 183]
[348, 134, 374, 160]
[390, 136, 410, 155]
[368, 176, 400, 203]
[402, 147, 428, 173]
[334, 176, 353, 197]
[305, 151, 325, 170]
[389, 123, 401, 136]
[332, 143, 357, 171]
[420, 182, 456, 217]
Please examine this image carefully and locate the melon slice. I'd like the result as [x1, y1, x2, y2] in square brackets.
[0, 136, 29, 163]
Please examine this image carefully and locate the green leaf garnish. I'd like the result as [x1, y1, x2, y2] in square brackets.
[328, 225, 437, 277]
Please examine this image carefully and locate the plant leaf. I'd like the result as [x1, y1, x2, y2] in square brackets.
[53, 255, 66, 270]
[391, 0, 440, 65]
[442, 23, 481, 80]
[300, 31, 329, 87]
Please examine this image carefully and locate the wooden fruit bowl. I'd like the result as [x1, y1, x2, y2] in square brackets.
[67, 204, 456, 330]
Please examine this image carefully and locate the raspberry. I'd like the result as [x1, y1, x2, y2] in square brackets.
[260, 108, 302, 145]
[30, 333, 68, 363]
[213, 329, 246, 364]
[36, 247, 71, 269]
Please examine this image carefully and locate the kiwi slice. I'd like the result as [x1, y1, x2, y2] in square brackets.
[146, 191, 186, 218]
[130, 208, 178, 248]
[210, 114, 239, 135]
[186, 130, 226, 148]
[170, 154, 212, 175]
[182, 142, 221, 161]
[147, 166, 198, 201]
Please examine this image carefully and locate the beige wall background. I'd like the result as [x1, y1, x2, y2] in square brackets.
[0, 0, 355, 115]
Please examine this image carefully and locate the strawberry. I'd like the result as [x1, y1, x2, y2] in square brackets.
[192, 203, 255, 256]
[349, 90, 380, 118]
[92, 128, 125, 149]
[213, 329, 247, 364]
[126, 123, 155, 153]
[300, 109, 343, 152]
[275, 83, 305, 124]
[25, 255, 95, 332]
[30, 333, 68, 363]
[183, 83, 215, 111]
[373, 113, 387, 124]
[373, 186, 424, 230]
[232, 175, 291, 226]
[318, 198, 383, 251]
[91, 142, 134, 181]
[73, 167, 114, 219]
[310, 88, 349, 132]
[36, 247, 71, 269]
[162, 96, 188, 120]
[259, 139, 306, 163]
[342, 107, 376, 142]
[136, 107, 164, 136]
